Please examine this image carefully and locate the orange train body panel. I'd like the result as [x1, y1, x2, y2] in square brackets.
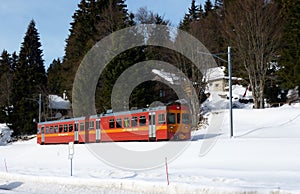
[37, 103, 191, 144]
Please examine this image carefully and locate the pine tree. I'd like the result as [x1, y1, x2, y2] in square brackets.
[189, 0, 201, 21]
[61, 0, 130, 102]
[47, 58, 62, 94]
[0, 50, 14, 123]
[204, 0, 213, 16]
[277, 0, 300, 91]
[11, 20, 46, 135]
[179, 0, 202, 30]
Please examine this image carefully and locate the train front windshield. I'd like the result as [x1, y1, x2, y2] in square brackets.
[167, 113, 176, 124]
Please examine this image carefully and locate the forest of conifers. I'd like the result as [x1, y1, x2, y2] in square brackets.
[0, 0, 299, 135]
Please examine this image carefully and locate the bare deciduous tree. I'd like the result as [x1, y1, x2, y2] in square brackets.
[223, 0, 282, 108]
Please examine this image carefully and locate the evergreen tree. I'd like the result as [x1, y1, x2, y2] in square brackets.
[11, 20, 46, 135]
[214, 0, 223, 9]
[214, 0, 224, 17]
[47, 58, 62, 94]
[62, 0, 130, 102]
[277, 0, 300, 91]
[10, 52, 18, 73]
[189, 0, 201, 21]
[0, 50, 11, 75]
[204, 0, 213, 16]
[0, 50, 14, 124]
[179, 0, 202, 30]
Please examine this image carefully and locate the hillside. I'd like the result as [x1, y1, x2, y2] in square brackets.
[0, 104, 300, 193]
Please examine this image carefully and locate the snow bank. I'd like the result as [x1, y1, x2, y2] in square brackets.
[0, 124, 12, 145]
[201, 89, 252, 115]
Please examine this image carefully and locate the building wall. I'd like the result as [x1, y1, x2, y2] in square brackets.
[208, 79, 226, 92]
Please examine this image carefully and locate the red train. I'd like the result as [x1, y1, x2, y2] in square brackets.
[37, 103, 191, 144]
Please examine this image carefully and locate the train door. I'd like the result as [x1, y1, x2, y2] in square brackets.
[74, 122, 79, 143]
[96, 119, 101, 143]
[85, 116, 89, 143]
[149, 112, 156, 141]
[41, 125, 45, 144]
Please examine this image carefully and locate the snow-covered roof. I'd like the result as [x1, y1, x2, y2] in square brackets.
[204, 66, 226, 82]
[48, 95, 71, 110]
[204, 66, 243, 82]
[152, 69, 180, 85]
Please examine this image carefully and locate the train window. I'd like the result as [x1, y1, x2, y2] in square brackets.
[109, 119, 115, 128]
[131, 117, 138, 127]
[116, 118, 122, 128]
[80, 123, 84, 131]
[64, 124, 68, 132]
[37, 127, 40, 134]
[182, 113, 190, 124]
[96, 120, 100, 130]
[49, 126, 53, 133]
[46, 126, 49, 134]
[55, 126, 58, 133]
[69, 124, 73, 132]
[123, 118, 130, 128]
[139, 116, 146, 126]
[89, 121, 94, 129]
[177, 113, 181, 124]
[59, 125, 63, 133]
[41, 126, 44, 133]
[167, 113, 176, 124]
[158, 114, 165, 124]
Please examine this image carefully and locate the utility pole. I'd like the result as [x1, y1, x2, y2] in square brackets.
[38, 93, 41, 123]
[228, 47, 233, 138]
[197, 46, 234, 138]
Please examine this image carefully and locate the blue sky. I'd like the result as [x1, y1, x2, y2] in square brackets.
[0, 0, 205, 69]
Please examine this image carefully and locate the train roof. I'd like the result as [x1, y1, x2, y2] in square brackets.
[101, 106, 167, 117]
[38, 102, 187, 125]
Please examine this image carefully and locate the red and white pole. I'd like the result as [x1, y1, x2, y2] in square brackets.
[165, 157, 169, 185]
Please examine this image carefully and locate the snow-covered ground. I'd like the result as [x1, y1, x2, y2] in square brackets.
[1, 104, 300, 193]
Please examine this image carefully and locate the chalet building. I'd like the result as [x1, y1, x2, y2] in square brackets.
[47, 92, 72, 120]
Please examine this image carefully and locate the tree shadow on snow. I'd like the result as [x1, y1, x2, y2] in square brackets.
[191, 133, 221, 141]
[0, 182, 23, 190]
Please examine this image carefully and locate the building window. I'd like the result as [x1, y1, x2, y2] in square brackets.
[159, 89, 165, 97]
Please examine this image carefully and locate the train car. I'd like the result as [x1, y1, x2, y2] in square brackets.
[37, 103, 191, 144]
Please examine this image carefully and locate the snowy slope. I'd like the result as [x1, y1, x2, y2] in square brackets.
[1, 105, 300, 193]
